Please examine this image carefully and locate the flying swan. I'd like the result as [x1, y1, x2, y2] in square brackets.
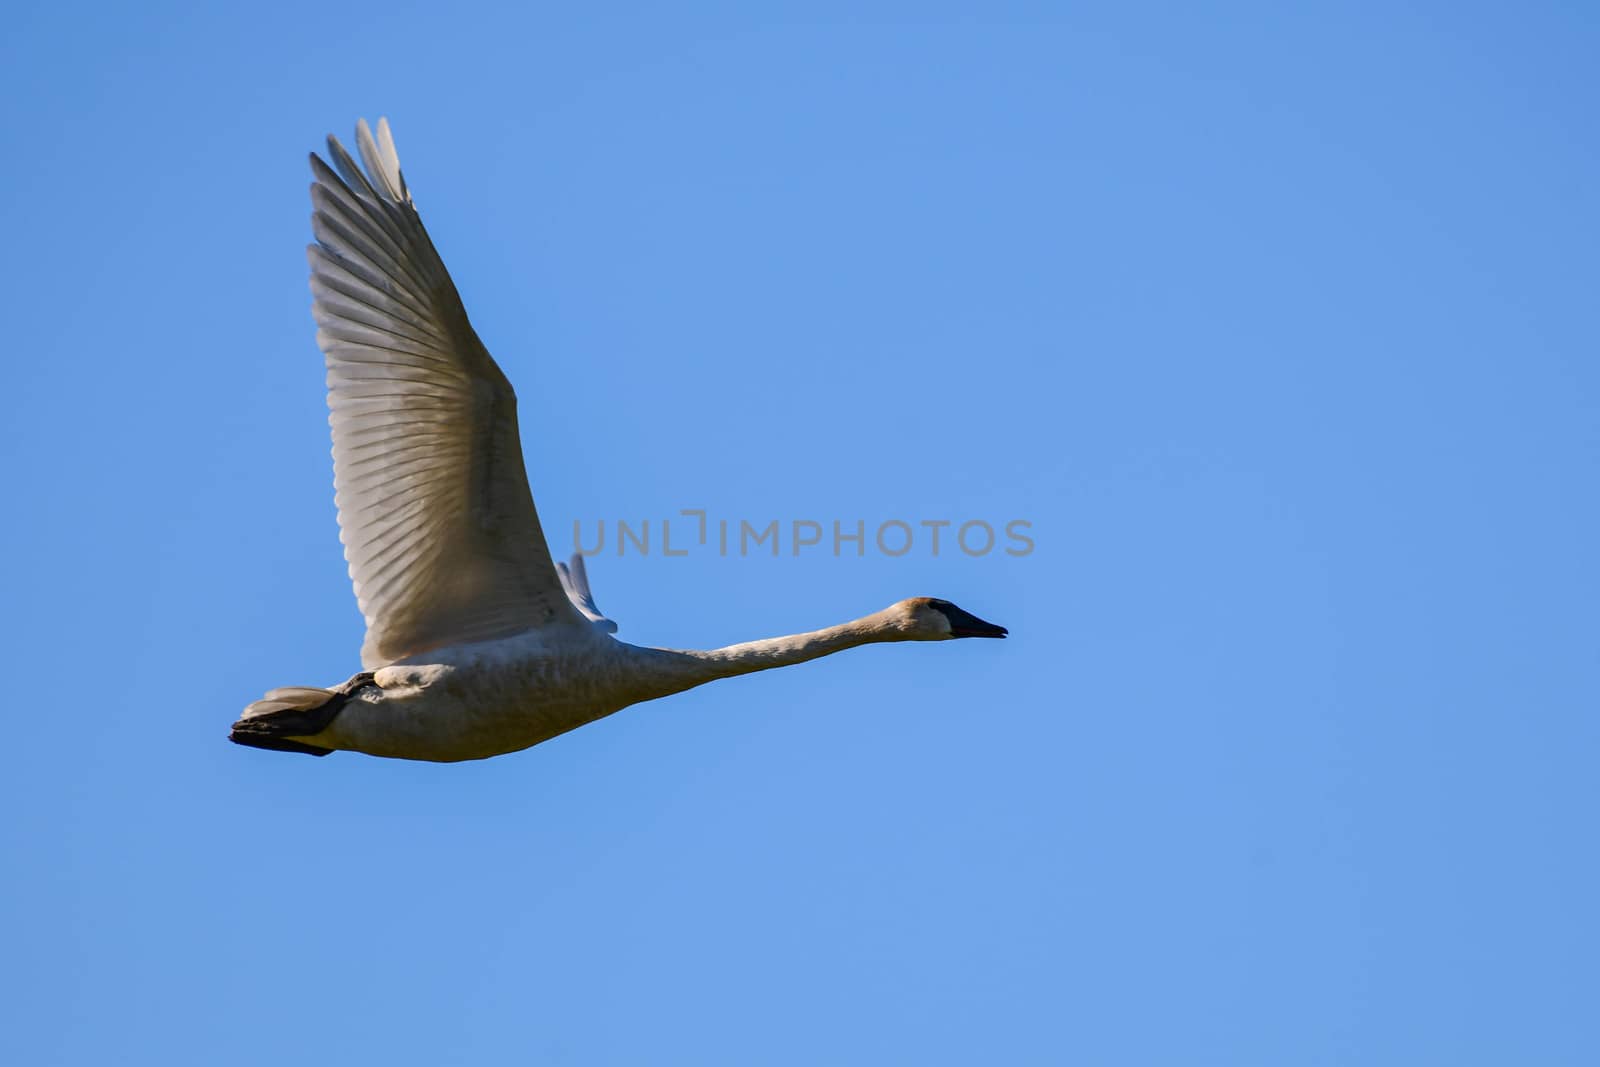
[230, 118, 1007, 763]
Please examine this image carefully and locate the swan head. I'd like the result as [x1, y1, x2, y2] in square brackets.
[888, 597, 1008, 640]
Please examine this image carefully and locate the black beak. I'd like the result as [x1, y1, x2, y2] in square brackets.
[945, 605, 1008, 639]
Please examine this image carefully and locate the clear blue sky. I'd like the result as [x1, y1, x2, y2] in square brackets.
[3, 2, 1595, 1063]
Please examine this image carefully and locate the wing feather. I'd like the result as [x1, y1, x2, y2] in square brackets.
[555, 553, 619, 634]
[309, 117, 583, 668]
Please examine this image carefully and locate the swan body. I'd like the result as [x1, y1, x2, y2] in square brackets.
[230, 118, 1006, 764]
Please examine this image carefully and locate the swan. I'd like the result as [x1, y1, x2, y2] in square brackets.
[230, 118, 1007, 763]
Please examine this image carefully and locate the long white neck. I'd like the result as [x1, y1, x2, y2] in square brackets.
[616, 608, 907, 703]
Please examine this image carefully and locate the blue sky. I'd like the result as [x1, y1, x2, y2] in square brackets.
[3, 2, 1596, 1063]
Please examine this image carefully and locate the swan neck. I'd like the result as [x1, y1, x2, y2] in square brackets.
[623, 611, 897, 700]
[696, 614, 890, 674]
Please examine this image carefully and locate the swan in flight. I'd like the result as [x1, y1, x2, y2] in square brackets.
[230, 118, 1007, 763]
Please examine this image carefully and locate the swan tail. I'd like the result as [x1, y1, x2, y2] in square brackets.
[229, 672, 375, 757]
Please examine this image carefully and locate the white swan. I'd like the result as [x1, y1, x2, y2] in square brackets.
[231, 118, 1007, 763]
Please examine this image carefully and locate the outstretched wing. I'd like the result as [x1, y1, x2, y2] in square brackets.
[555, 553, 619, 634]
[309, 117, 584, 668]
